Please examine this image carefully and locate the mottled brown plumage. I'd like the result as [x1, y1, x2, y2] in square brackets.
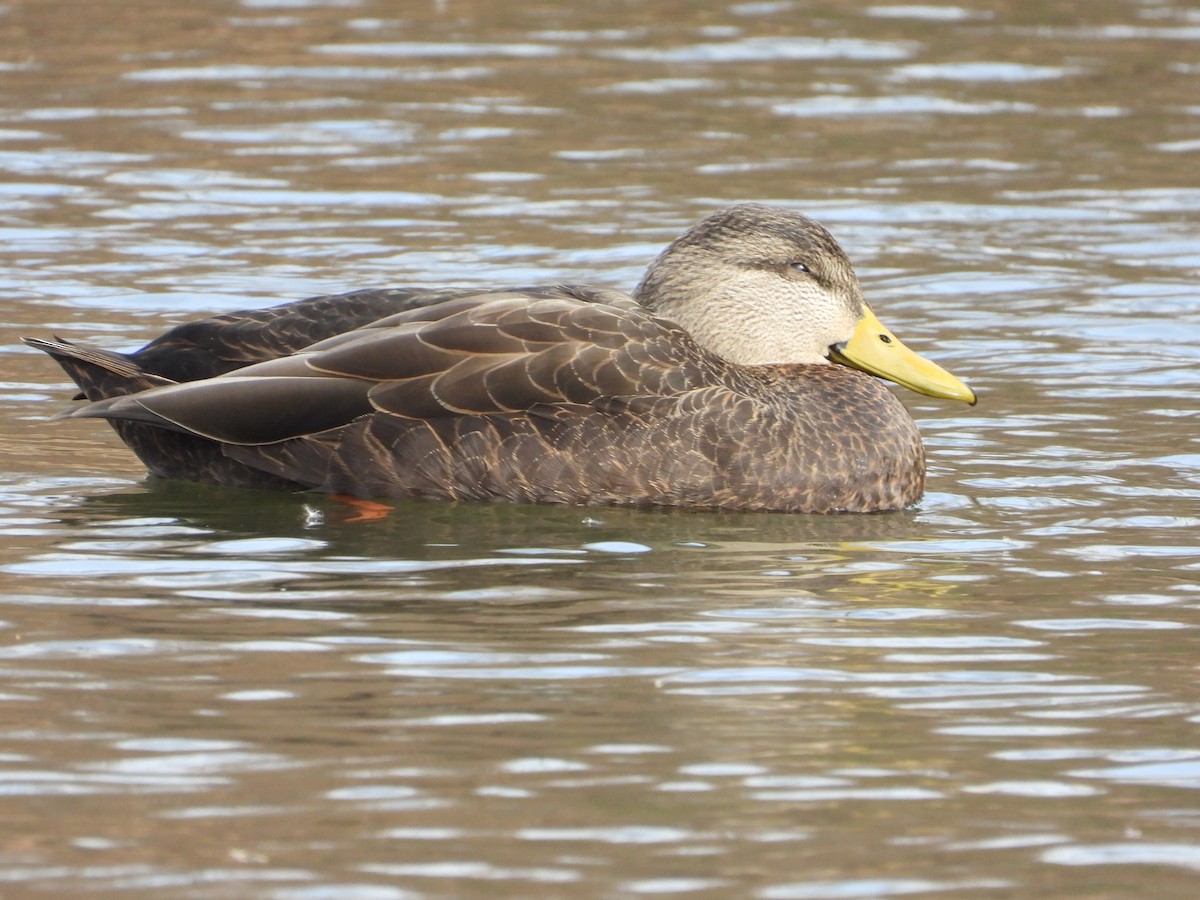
[24, 204, 975, 512]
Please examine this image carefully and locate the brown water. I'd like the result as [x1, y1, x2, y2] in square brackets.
[2, 0, 1199, 896]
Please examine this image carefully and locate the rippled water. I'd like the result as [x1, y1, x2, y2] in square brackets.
[2, 0, 1199, 896]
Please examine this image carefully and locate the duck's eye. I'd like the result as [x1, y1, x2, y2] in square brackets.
[789, 262, 812, 274]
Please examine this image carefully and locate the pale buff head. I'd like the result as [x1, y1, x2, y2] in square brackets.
[633, 203, 866, 366]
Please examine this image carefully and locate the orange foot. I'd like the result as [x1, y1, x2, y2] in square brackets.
[330, 494, 395, 523]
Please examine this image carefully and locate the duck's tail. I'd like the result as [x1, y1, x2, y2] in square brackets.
[23, 336, 305, 491]
[22, 336, 174, 402]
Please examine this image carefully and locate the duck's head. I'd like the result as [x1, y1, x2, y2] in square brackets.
[634, 203, 976, 405]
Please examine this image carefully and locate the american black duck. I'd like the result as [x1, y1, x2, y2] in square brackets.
[25, 203, 976, 512]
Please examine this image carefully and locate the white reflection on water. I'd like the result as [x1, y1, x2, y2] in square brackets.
[602, 36, 915, 62]
[1042, 842, 1200, 872]
[866, 6, 989, 21]
[891, 62, 1077, 81]
[772, 96, 1037, 117]
[1069, 758, 1200, 789]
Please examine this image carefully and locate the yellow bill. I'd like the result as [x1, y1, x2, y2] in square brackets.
[829, 306, 977, 405]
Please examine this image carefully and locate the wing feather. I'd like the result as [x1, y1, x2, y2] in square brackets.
[60, 289, 726, 447]
[314, 294, 716, 419]
[67, 376, 374, 445]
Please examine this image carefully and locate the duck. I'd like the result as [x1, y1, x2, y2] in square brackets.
[24, 203, 975, 513]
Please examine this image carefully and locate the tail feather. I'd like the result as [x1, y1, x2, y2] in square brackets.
[22, 336, 174, 401]
[23, 336, 305, 491]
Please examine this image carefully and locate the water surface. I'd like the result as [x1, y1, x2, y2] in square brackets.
[2, 0, 1200, 896]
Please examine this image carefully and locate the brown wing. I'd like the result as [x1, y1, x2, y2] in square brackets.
[125, 284, 637, 383]
[64, 292, 721, 446]
[325, 295, 705, 417]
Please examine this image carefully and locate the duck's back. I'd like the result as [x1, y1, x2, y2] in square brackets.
[128, 284, 629, 383]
